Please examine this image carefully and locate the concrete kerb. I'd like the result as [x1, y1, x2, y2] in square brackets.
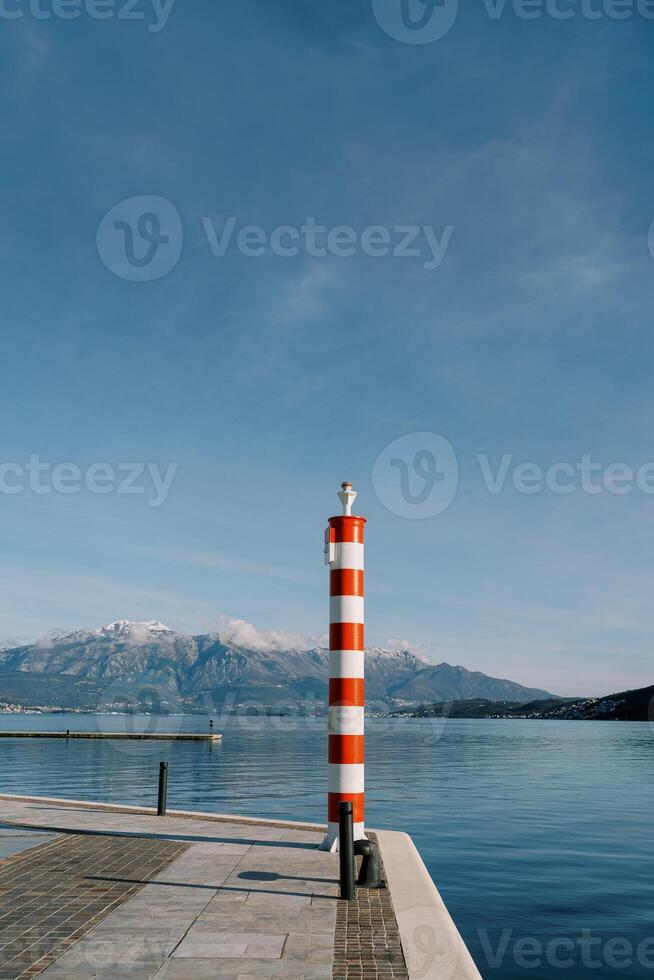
[0, 793, 326, 832]
[376, 830, 482, 980]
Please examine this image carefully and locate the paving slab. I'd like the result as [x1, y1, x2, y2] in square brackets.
[0, 826, 58, 860]
[173, 930, 287, 958]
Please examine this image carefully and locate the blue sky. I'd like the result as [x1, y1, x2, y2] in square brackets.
[1, 1, 653, 696]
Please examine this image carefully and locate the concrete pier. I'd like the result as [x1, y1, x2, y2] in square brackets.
[0, 731, 222, 741]
[0, 793, 481, 980]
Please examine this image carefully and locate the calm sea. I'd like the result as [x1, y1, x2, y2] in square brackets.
[0, 713, 651, 978]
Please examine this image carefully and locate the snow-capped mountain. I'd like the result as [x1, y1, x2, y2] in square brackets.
[0, 621, 556, 710]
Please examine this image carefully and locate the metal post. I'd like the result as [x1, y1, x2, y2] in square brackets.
[157, 761, 168, 816]
[338, 801, 355, 900]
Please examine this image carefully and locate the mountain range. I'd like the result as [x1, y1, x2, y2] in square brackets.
[0, 620, 556, 712]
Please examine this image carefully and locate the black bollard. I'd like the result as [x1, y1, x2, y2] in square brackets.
[355, 839, 384, 888]
[338, 801, 355, 901]
[157, 761, 168, 816]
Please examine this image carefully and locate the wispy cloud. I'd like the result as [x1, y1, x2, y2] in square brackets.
[273, 263, 336, 324]
[210, 616, 326, 652]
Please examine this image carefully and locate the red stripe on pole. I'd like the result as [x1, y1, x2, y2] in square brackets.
[329, 623, 364, 651]
[330, 569, 364, 597]
[329, 734, 364, 764]
[328, 516, 366, 543]
[329, 678, 364, 707]
[328, 792, 365, 823]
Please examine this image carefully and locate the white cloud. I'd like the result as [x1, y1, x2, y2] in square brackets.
[33, 634, 55, 650]
[385, 637, 414, 651]
[119, 622, 174, 644]
[214, 616, 325, 652]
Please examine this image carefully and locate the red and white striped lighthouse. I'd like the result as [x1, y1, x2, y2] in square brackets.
[321, 481, 366, 851]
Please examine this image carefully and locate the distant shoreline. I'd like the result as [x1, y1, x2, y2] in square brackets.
[0, 706, 651, 723]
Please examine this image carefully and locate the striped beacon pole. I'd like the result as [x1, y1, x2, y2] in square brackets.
[321, 481, 366, 852]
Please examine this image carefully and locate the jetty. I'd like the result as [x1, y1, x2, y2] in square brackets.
[0, 793, 480, 979]
[0, 731, 222, 741]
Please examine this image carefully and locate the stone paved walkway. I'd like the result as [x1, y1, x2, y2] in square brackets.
[0, 797, 412, 980]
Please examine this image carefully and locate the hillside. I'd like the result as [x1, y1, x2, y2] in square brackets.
[0, 620, 556, 712]
[524, 685, 654, 721]
[391, 685, 654, 722]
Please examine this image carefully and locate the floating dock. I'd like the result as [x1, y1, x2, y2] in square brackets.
[0, 731, 222, 741]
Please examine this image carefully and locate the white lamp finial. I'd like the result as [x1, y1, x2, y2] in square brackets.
[337, 481, 357, 516]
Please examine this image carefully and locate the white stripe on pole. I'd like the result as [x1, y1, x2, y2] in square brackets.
[328, 763, 365, 794]
[329, 650, 365, 679]
[328, 706, 364, 736]
[331, 542, 364, 570]
[329, 596, 364, 624]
